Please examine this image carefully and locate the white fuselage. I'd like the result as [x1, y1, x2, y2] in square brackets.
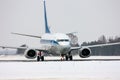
[40, 33, 71, 55]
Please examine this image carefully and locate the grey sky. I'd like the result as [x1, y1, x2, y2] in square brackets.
[0, 0, 120, 47]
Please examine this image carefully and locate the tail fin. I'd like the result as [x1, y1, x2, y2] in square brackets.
[43, 0, 51, 33]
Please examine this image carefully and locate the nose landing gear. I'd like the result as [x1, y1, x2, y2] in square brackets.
[61, 54, 65, 61]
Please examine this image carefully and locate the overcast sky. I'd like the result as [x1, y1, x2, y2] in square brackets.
[0, 0, 120, 47]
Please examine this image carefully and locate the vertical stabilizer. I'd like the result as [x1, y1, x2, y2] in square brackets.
[43, 0, 51, 33]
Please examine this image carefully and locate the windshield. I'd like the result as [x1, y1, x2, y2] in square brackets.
[57, 39, 69, 42]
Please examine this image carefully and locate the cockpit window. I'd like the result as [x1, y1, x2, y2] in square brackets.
[57, 39, 69, 42]
[64, 39, 69, 41]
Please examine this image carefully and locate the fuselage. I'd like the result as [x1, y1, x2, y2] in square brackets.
[40, 33, 71, 55]
[40, 1, 71, 56]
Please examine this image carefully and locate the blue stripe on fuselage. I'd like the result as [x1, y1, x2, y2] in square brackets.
[40, 39, 59, 45]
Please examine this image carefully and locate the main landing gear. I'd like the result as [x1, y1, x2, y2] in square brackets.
[37, 51, 44, 61]
[65, 55, 73, 61]
[37, 51, 73, 61]
[61, 53, 73, 61]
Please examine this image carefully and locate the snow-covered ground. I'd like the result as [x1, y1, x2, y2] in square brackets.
[0, 56, 120, 80]
[0, 55, 120, 60]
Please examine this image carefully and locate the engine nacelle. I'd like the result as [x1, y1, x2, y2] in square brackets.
[24, 49, 37, 59]
[79, 47, 91, 58]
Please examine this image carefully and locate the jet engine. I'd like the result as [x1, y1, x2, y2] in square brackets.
[79, 47, 91, 58]
[24, 49, 37, 59]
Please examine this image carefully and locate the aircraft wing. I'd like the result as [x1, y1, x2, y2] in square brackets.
[0, 46, 28, 49]
[70, 47, 81, 50]
[82, 42, 120, 48]
[12, 32, 41, 38]
[0, 46, 47, 52]
[70, 42, 120, 50]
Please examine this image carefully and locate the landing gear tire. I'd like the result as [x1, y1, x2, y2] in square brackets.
[41, 56, 44, 61]
[69, 55, 73, 61]
[37, 56, 40, 61]
[65, 56, 68, 61]
[65, 55, 73, 61]
[37, 56, 44, 61]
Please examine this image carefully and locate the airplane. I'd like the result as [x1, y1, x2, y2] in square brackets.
[0, 0, 120, 61]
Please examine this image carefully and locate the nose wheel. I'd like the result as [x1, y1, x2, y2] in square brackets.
[61, 54, 65, 61]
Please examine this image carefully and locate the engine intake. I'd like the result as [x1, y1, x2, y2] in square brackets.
[79, 48, 91, 58]
[24, 49, 37, 59]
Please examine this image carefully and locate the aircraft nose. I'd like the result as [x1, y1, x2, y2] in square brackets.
[62, 45, 70, 49]
[59, 42, 70, 46]
[60, 45, 71, 54]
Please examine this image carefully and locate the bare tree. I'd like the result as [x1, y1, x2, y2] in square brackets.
[98, 35, 107, 44]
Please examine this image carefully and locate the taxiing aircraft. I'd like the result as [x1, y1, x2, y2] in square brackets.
[0, 0, 120, 61]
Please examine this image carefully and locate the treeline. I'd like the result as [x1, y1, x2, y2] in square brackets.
[81, 35, 120, 46]
[81, 35, 120, 56]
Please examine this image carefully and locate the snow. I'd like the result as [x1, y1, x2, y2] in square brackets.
[0, 57, 120, 80]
